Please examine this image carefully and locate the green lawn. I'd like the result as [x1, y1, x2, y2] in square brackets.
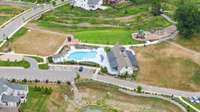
[0, 60, 30, 68]
[74, 29, 141, 44]
[37, 1, 171, 45]
[20, 84, 73, 112]
[10, 27, 28, 42]
[0, 6, 23, 25]
[20, 87, 50, 112]
[43, 3, 149, 18]
[38, 63, 49, 69]
[0, 16, 11, 26]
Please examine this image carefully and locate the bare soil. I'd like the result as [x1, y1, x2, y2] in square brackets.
[12, 29, 66, 56]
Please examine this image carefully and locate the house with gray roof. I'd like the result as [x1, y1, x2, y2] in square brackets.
[0, 79, 28, 107]
[107, 45, 138, 75]
[69, 0, 103, 10]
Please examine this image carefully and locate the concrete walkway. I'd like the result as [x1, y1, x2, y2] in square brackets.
[161, 14, 177, 25]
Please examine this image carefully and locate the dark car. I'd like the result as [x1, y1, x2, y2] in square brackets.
[79, 66, 83, 72]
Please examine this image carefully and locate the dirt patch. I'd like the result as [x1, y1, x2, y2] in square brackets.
[134, 43, 200, 91]
[11, 29, 66, 56]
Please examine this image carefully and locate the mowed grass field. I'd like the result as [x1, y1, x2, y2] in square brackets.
[0, 5, 23, 25]
[20, 83, 73, 112]
[76, 80, 183, 112]
[134, 43, 200, 91]
[74, 29, 141, 45]
[11, 28, 66, 56]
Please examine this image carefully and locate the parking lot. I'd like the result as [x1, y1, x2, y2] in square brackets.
[189, 96, 200, 104]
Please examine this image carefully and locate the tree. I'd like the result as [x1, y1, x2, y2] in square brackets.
[151, 0, 162, 16]
[45, 80, 49, 83]
[136, 86, 142, 93]
[57, 80, 61, 84]
[52, 1, 56, 6]
[11, 79, 16, 83]
[175, 3, 200, 37]
[22, 79, 27, 83]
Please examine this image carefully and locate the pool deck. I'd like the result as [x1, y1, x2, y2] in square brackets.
[52, 47, 137, 75]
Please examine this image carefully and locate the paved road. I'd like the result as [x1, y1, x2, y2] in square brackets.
[0, 56, 199, 97]
[93, 75, 200, 97]
[0, 0, 67, 41]
[0, 57, 94, 82]
[0, 3, 52, 41]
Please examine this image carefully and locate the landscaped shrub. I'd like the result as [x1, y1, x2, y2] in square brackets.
[57, 80, 61, 84]
[34, 79, 40, 83]
[104, 47, 111, 53]
[63, 61, 100, 67]
[0, 60, 30, 68]
[38, 63, 49, 70]
[101, 67, 108, 74]
[79, 61, 100, 67]
[22, 79, 27, 83]
[47, 57, 53, 63]
[11, 79, 16, 83]
[136, 86, 143, 93]
[45, 80, 49, 83]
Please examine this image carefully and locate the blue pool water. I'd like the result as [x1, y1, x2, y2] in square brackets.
[67, 51, 97, 61]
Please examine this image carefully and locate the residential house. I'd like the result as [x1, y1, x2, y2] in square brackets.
[107, 45, 138, 75]
[69, 0, 103, 10]
[0, 79, 28, 107]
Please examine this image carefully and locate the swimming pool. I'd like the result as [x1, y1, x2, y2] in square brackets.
[67, 51, 97, 61]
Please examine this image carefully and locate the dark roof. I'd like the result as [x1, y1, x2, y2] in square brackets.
[1, 94, 20, 103]
[126, 51, 137, 67]
[107, 51, 118, 69]
[107, 45, 138, 72]
[0, 79, 8, 94]
[0, 79, 28, 93]
[7, 83, 27, 91]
